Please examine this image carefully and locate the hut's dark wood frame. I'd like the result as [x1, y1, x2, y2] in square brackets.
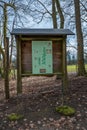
[16, 35, 67, 94]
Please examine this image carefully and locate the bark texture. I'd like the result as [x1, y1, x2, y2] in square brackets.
[74, 0, 86, 75]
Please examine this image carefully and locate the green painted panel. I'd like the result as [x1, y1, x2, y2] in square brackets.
[32, 41, 53, 74]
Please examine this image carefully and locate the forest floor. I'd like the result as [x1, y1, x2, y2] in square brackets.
[0, 74, 87, 130]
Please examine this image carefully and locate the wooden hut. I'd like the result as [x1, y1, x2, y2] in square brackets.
[11, 28, 74, 94]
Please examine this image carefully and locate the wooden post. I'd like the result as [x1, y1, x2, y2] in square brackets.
[62, 36, 68, 87]
[16, 36, 22, 94]
[62, 36, 68, 104]
[4, 37, 9, 99]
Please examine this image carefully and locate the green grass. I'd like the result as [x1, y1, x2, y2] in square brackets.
[85, 64, 87, 70]
[67, 64, 87, 73]
[67, 65, 77, 72]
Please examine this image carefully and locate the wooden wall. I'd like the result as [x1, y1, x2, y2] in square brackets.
[53, 40, 62, 73]
[21, 41, 32, 73]
[21, 40, 62, 74]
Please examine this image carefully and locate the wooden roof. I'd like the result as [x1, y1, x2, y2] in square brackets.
[11, 28, 74, 36]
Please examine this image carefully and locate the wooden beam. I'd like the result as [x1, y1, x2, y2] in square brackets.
[62, 36, 68, 92]
[16, 36, 22, 94]
[21, 37, 63, 41]
[21, 72, 63, 77]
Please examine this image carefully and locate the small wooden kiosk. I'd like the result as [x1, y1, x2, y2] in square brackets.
[11, 28, 74, 94]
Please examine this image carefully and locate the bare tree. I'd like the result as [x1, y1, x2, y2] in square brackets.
[25, 0, 64, 29]
[55, 0, 64, 28]
[74, 0, 86, 75]
[0, 0, 16, 99]
[80, 1, 87, 12]
[52, 0, 57, 28]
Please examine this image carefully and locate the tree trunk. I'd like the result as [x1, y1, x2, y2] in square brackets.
[52, 0, 57, 28]
[0, 45, 5, 77]
[10, 16, 15, 66]
[3, 3, 7, 75]
[55, 0, 64, 28]
[74, 0, 86, 75]
[10, 35, 14, 67]
[3, 4, 10, 99]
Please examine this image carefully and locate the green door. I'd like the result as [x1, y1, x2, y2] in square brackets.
[32, 41, 53, 74]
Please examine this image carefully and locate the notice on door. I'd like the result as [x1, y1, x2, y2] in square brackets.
[32, 41, 53, 74]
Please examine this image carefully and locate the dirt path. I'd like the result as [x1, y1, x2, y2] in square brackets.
[0, 75, 87, 130]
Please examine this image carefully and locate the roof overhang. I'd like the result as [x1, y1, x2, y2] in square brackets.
[11, 28, 74, 36]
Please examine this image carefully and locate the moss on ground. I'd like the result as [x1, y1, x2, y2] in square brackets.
[56, 105, 76, 116]
[7, 113, 23, 121]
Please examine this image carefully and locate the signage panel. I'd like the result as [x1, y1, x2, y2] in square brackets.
[32, 41, 53, 74]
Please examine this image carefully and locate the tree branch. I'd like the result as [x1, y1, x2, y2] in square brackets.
[80, 1, 87, 12]
[37, 0, 52, 16]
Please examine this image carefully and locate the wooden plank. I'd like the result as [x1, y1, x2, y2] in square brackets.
[53, 41, 62, 73]
[4, 37, 9, 99]
[21, 72, 63, 77]
[21, 41, 32, 73]
[21, 37, 63, 41]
